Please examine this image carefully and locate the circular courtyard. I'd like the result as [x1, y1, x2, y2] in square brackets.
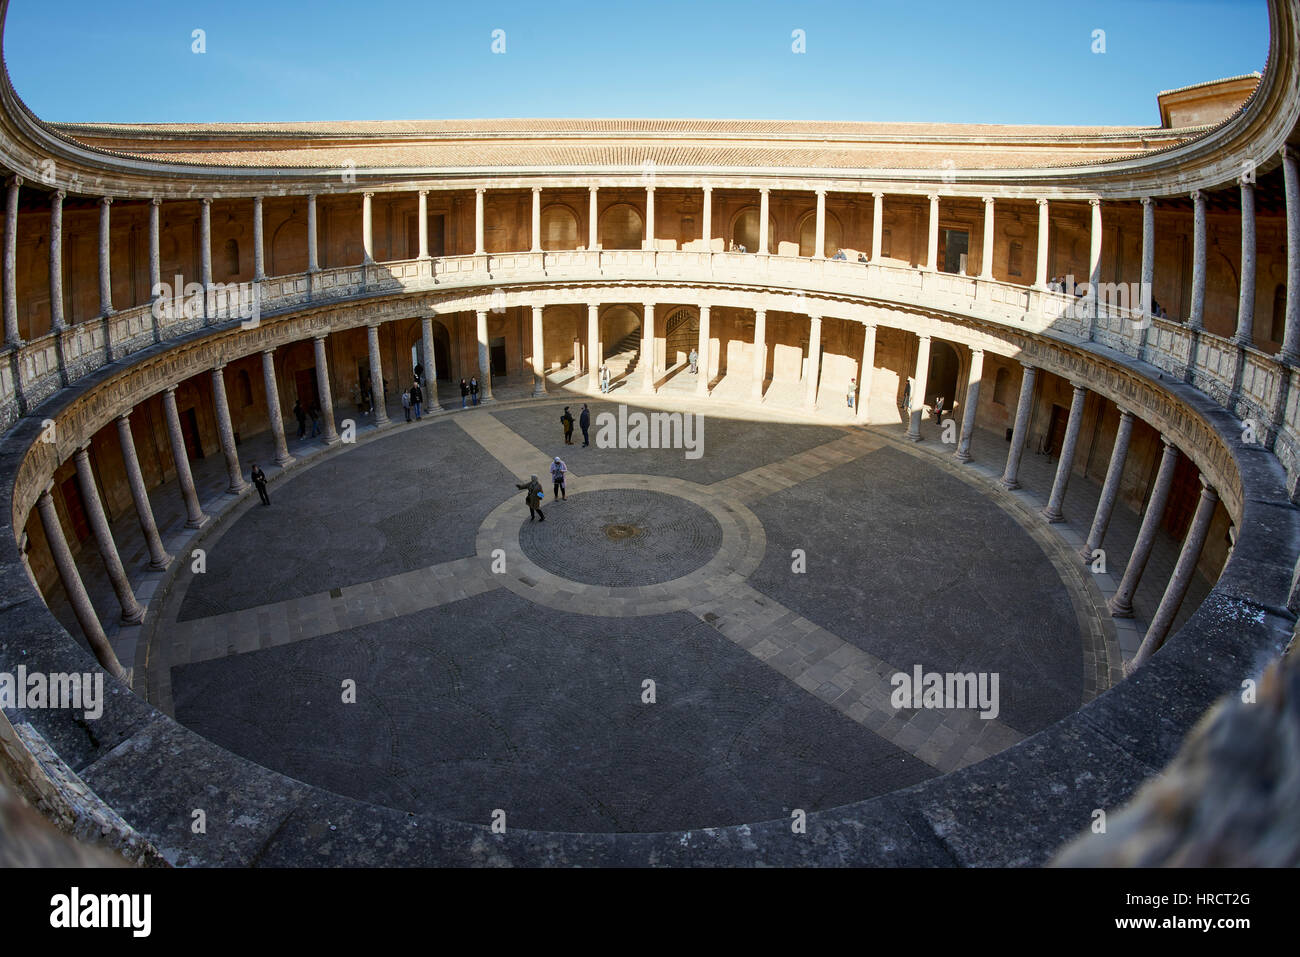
[147, 399, 1107, 835]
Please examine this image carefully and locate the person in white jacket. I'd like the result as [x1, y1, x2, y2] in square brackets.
[550, 456, 568, 501]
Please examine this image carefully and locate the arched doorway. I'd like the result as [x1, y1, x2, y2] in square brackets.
[600, 305, 642, 357]
[730, 207, 777, 253]
[270, 218, 307, 277]
[664, 307, 699, 368]
[927, 340, 961, 414]
[541, 205, 579, 251]
[599, 204, 644, 250]
[798, 211, 842, 257]
[411, 320, 454, 383]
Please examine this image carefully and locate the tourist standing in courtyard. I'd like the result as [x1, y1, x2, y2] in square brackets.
[250, 464, 270, 506]
[689, 347, 698, 375]
[580, 404, 591, 446]
[470, 377, 480, 405]
[551, 456, 568, 501]
[401, 388, 412, 422]
[293, 399, 307, 438]
[847, 377, 856, 410]
[411, 381, 423, 420]
[600, 364, 611, 393]
[516, 474, 545, 521]
[561, 406, 575, 444]
[460, 378, 469, 408]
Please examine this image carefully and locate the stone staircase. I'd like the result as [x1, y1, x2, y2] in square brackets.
[603, 331, 641, 384]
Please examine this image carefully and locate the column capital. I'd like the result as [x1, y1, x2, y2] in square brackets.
[100, 196, 113, 207]
[970, 345, 983, 356]
[418, 189, 429, 197]
[915, 331, 928, 341]
[1088, 198, 1101, 208]
[1160, 433, 1179, 450]
[589, 184, 599, 193]
[212, 362, 226, 372]
[6, 174, 22, 188]
[759, 187, 769, 195]
[1238, 176, 1255, 190]
[645, 185, 655, 193]
[872, 191, 884, 200]
[1035, 197, 1049, 207]
[982, 196, 995, 206]
[475, 187, 485, 195]
[363, 191, 374, 199]
[1116, 406, 1134, 420]
[74, 444, 91, 460]
[1140, 196, 1154, 207]
[864, 320, 878, 331]
[699, 302, 711, 314]
[815, 187, 827, 197]
[531, 186, 542, 194]
[150, 196, 162, 206]
[51, 189, 66, 202]
[531, 303, 543, 314]
[1190, 189, 1204, 203]
[1198, 475, 1219, 500]
[262, 347, 275, 358]
[643, 302, 655, 311]
[201, 197, 212, 206]
[164, 384, 178, 396]
[116, 411, 131, 425]
[754, 308, 766, 318]
[314, 334, 328, 343]
[1069, 380, 1088, 393]
[1282, 144, 1297, 163]
[1020, 359, 1037, 370]
[927, 193, 939, 203]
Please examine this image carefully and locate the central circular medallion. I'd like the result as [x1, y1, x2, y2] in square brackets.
[520, 488, 723, 587]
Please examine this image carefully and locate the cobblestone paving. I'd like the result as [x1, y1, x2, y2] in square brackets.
[176, 419, 512, 621]
[520, 489, 723, 587]
[170, 589, 935, 833]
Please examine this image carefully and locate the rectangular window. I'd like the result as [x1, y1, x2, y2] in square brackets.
[1008, 242, 1024, 277]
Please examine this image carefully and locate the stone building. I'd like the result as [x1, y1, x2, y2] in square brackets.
[0, 0, 1297, 867]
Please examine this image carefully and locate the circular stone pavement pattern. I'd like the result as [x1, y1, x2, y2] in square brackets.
[520, 488, 724, 587]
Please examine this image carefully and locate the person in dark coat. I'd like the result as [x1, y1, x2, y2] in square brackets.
[515, 474, 545, 521]
[293, 400, 307, 438]
[308, 401, 321, 437]
[560, 406, 575, 445]
[410, 382, 424, 420]
[470, 377, 480, 405]
[250, 464, 270, 506]
[460, 378, 469, 409]
[579, 404, 591, 446]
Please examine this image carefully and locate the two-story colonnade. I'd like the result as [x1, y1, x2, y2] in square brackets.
[1, 0, 1298, 867]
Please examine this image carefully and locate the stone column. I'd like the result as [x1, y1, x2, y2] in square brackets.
[314, 336, 339, 443]
[531, 187, 542, 253]
[696, 304, 711, 395]
[531, 305, 546, 395]
[814, 189, 826, 259]
[857, 322, 877, 423]
[641, 302, 655, 392]
[1283, 147, 1300, 362]
[115, 414, 171, 569]
[1088, 199, 1102, 319]
[758, 188, 770, 255]
[98, 197, 113, 317]
[805, 316, 823, 408]
[906, 334, 931, 440]
[979, 197, 994, 280]
[1035, 198, 1049, 288]
[1081, 408, 1134, 562]
[1131, 478, 1219, 666]
[1109, 436, 1179, 617]
[200, 198, 212, 321]
[474, 188, 486, 256]
[1235, 177, 1256, 345]
[362, 192, 375, 264]
[261, 350, 293, 467]
[3, 175, 19, 346]
[751, 309, 767, 400]
[49, 190, 66, 330]
[148, 198, 162, 300]
[476, 309, 494, 400]
[587, 303, 600, 379]
[1140, 197, 1155, 319]
[74, 447, 144, 624]
[926, 194, 940, 271]
[252, 196, 265, 280]
[1188, 190, 1207, 329]
[871, 192, 884, 260]
[702, 185, 712, 250]
[955, 348, 983, 461]
[161, 387, 208, 528]
[418, 190, 429, 259]
[36, 488, 125, 680]
[588, 187, 599, 249]
[999, 363, 1037, 488]
[1042, 382, 1088, 522]
[419, 317, 442, 410]
[211, 366, 248, 493]
[367, 324, 389, 424]
[644, 187, 655, 249]
[307, 194, 319, 272]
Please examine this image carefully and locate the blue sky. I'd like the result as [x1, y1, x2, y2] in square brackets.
[3, 0, 1268, 126]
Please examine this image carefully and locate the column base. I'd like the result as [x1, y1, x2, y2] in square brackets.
[227, 481, 249, 495]
[322, 433, 340, 446]
[148, 553, 174, 572]
[954, 449, 972, 464]
[274, 451, 295, 468]
[1078, 544, 1097, 564]
[999, 478, 1020, 491]
[905, 429, 922, 442]
[1108, 597, 1135, 619]
[1041, 506, 1064, 523]
[121, 604, 146, 626]
[185, 514, 210, 530]
[374, 416, 391, 428]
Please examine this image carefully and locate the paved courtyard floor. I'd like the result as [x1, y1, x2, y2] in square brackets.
[41, 376, 1213, 835]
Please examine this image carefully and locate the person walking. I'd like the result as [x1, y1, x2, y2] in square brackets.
[293, 399, 307, 439]
[600, 364, 611, 394]
[250, 464, 270, 506]
[847, 378, 856, 410]
[401, 387, 412, 422]
[560, 406, 575, 445]
[689, 348, 698, 375]
[460, 378, 469, 409]
[579, 404, 591, 446]
[309, 401, 321, 437]
[515, 474, 545, 521]
[411, 382, 424, 420]
[550, 456, 568, 501]
[470, 377, 480, 406]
